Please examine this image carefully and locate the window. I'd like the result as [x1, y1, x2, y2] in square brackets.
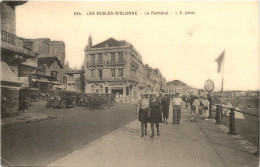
[118, 68, 123, 77]
[63, 76, 67, 84]
[98, 53, 103, 62]
[105, 87, 108, 93]
[111, 69, 115, 77]
[98, 69, 102, 80]
[51, 71, 57, 80]
[91, 54, 95, 62]
[91, 70, 95, 78]
[130, 69, 135, 77]
[111, 53, 115, 64]
[118, 52, 123, 63]
[99, 85, 103, 94]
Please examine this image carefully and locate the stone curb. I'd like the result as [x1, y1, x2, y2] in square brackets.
[1, 113, 56, 128]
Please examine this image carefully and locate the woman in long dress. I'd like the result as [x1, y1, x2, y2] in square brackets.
[149, 94, 162, 138]
[137, 94, 149, 137]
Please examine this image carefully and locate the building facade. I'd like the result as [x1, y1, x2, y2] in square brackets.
[30, 38, 66, 89]
[1, 1, 38, 117]
[84, 37, 165, 102]
[64, 63, 85, 93]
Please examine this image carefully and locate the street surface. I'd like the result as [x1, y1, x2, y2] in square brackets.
[49, 105, 259, 167]
[1, 101, 137, 166]
[1, 102, 259, 167]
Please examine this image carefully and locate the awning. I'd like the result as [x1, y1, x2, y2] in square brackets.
[1, 61, 21, 84]
[111, 87, 124, 90]
[54, 85, 66, 89]
[32, 79, 50, 83]
[0, 85, 21, 90]
[51, 81, 62, 85]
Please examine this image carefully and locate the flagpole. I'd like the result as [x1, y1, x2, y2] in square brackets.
[220, 52, 225, 106]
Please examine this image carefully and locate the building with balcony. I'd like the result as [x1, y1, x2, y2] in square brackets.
[84, 36, 166, 101]
[1, 1, 39, 117]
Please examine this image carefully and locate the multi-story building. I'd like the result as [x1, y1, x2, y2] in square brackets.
[166, 80, 199, 96]
[1, 1, 38, 117]
[64, 62, 85, 93]
[84, 36, 165, 102]
[30, 38, 66, 90]
[50, 41, 65, 66]
[144, 65, 166, 96]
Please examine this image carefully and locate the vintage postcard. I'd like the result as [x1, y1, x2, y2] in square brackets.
[1, 1, 259, 166]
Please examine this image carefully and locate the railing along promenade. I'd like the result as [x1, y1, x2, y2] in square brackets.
[213, 103, 259, 156]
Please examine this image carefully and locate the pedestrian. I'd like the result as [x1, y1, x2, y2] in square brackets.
[137, 94, 150, 137]
[185, 96, 189, 108]
[190, 96, 195, 113]
[198, 99, 204, 119]
[191, 99, 197, 119]
[193, 96, 200, 118]
[161, 94, 170, 124]
[149, 94, 162, 138]
[172, 93, 183, 124]
[202, 97, 209, 119]
[22, 96, 29, 112]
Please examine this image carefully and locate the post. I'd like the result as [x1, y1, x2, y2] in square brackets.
[253, 132, 259, 156]
[215, 105, 221, 124]
[228, 108, 237, 135]
[208, 93, 213, 119]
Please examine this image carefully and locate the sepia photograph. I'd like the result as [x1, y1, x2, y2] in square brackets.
[0, 0, 259, 166]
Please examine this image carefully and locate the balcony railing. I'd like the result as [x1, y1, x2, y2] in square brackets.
[87, 60, 105, 67]
[1, 30, 16, 45]
[85, 75, 139, 83]
[1, 30, 33, 51]
[107, 59, 126, 66]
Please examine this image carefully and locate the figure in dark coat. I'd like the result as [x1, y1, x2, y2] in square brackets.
[161, 94, 170, 124]
[149, 94, 162, 138]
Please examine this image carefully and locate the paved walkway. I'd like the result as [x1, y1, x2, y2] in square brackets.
[48, 106, 259, 167]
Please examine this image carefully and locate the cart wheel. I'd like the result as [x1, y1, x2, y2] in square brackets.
[61, 100, 66, 109]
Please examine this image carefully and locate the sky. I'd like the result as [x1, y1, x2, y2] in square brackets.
[16, 1, 259, 91]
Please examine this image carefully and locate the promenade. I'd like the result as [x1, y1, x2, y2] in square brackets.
[48, 106, 259, 167]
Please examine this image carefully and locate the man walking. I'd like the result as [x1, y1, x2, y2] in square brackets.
[172, 93, 183, 124]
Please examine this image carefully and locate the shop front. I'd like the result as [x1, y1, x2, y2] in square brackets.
[1, 62, 22, 117]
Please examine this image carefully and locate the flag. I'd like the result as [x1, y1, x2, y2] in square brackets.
[215, 50, 225, 73]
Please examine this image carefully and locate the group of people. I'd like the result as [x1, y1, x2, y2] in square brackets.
[189, 96, 210, 120]
[136, 93, 183, 138]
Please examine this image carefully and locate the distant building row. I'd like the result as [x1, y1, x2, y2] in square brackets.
[166, 80, 206, 97]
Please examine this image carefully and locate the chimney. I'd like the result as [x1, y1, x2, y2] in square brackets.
[88, 35, 92, 47]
